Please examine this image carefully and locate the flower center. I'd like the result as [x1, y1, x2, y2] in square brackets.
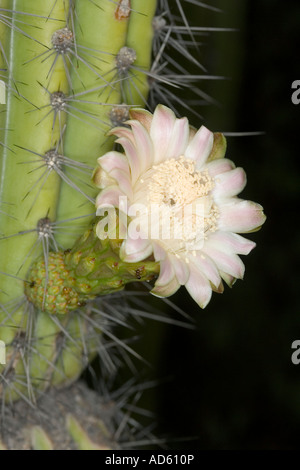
[148, 156, 213, 206]
[145, 157, 219, 256]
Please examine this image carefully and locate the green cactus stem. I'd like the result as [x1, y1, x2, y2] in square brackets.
[0, 0, 158, 404]
[1, 381, 119, 450]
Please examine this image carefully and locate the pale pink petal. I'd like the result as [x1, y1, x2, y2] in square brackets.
[121, 235, 152, 256]
[93, 167, 115, 189]
[155, 257, 175, 286]
[109, 126, 135, 144]
[120, 237, 153, 263]
[129, 108, 153, 132]
[116, 137, 141, 184]
[218, 199, 266, 233]
[185, 267, 212, 308]
[206, 231, 256, 255]
[152, 242, 167, 262]
[205, 158, 235, 177]
[184, 125, 214, 168]
[127, 120, 154, 171]
[202, 245, 245, 279]
[213, 167, 247, 200]
[165, 117, 190, 159]
[95, 186, 125, 210]
[171, 256, 190, 285]
[192, 254, 222, 290]
[97, 151, 130, 175]
[219, 270, 237, 288]
[105, 168, 133, 199]
[150, 104, 177, 163]
[151, 276, 180, 298]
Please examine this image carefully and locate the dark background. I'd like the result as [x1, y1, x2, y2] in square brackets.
[92, 0, 300, 450]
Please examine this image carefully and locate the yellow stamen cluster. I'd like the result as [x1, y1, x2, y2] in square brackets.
[145, 156, 219, 257]
[148, 156, 214, 206]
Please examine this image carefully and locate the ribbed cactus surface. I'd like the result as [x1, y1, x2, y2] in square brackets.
[0, 0, 158, 406]
[0, 0, 224, 448]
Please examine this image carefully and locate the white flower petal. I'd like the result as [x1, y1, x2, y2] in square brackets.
[171, 255, 190, 285]
[219, 270, 237, 288]
[213, 167, 247, 200]
[185, 125, 214, 168]
[127, 120, 154, 171]
[202, 245, 245, 279]
[205, 158, 235, 177]
[206, 232, 256, 255]
[152, 242, 167, 262]
[97, 151, 130, 175]
[129, 108, 153, 132]
[120, 237, 153, 263]
[185, 267, 212, 308]
[95, 186, 126, 210]
[93, 167, 115, 189]
[218, 199, 266, 233]
[150, 104, 177, 163]
[155, 256, 175, 286]
[192, 254, 222, 290]
[107, 168, 133, 199]
[110, 126, 135, 144]
[116, 137, 142, 184]
[151, 276, 180, 298]
[165, 117, 190, 159]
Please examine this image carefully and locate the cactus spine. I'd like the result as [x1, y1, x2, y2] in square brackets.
[0, 0, 158, 406]
[0, 0, 223, 448]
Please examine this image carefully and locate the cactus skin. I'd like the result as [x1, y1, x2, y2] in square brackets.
[0, 0, 158, 405]
[0, 0, 221, 444]
[1, 381, 119, 450]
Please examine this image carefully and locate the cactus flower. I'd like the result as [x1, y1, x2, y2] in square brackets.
[94, 105, 266, 308]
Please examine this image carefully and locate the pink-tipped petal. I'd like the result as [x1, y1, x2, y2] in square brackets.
[97, 151, 130, 175]
[121, 235, 152, 256]
[152, 242, 167, 262]
[116, 137, 142, 184]
[202, 246, 245, 279]
[109, 126, 135, 144]
[155, 257, 175, 286]
[120, 237, 153, 263]
[93, 167, 115, 189]
[151, 276, 180, 298]
[129, 108, 153, 132]
[165, 117, 190, 159]
[128, 120, 153, 171]
[150, 105, 177, 163]
[171, 256, 190, 285]
[192, 254, 222, 290]
[219, 270, 237, 288]
[202, 245, 245, 279]
[185, 125, 214, 168]
[213, 167, 247, 200]
[218, 199, 266, 233]
[185, 267, 212, 308]
[206, 231, 256, 255]
[107, 168, 133, 199]
[206, 158, 235, 177]
[95, 186, 125, 210]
